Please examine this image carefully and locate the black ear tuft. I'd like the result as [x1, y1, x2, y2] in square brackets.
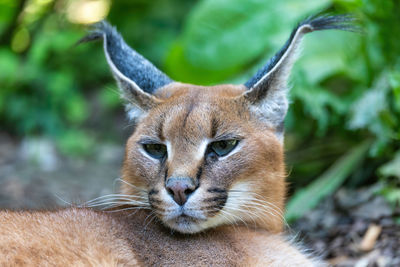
[77, 21, 172, 94]
[77, 21, 171, 120]
[301, 14, 360, 32]
[245, 14, 359, 90]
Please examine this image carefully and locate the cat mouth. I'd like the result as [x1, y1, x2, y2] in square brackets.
[174, 214, 198, 224]
[166, 209, 207, 222]
[162, 209, 209, 233]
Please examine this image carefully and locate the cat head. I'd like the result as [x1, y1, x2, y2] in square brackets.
[81, 15, 354, 233]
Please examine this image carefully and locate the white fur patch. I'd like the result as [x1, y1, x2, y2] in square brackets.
[126, 104, 144, 121]
[166, 141, 174, 162]
[194, 139, 209, 161]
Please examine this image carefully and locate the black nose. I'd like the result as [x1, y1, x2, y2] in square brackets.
[166, 177, 196, 206]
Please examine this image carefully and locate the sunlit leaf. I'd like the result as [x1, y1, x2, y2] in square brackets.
[379, 151, 400, 179]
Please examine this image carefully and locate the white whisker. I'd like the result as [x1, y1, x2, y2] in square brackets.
[53, 193, 74, 206]
[85, 201, 149, 209]
[105, 206, 152, 213]
[84, 196, 148, 205]
[221, 208, 250, 229]
[143, 211, 156, 231]
[223, 186, 290, 229]
[219, 210, 240, 232]
[116, 178, 147, 192]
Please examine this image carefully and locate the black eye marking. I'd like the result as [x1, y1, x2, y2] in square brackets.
[157, 117, 165, 141]
[210, 117, 219, 138]
[208, 140, 239, 157]
[142, 143, 167, 159]
[182, 101, 195, 128]
[195, 166, 203, 186]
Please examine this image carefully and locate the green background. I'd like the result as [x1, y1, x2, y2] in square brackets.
[0, 0, 399, 220]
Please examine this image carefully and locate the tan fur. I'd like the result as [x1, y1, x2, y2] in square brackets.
[0, 209, 138, 266]
[0, 82, 315, 265]
[0, 209, 315, 266]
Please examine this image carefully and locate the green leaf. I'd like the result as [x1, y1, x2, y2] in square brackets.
[380, 187, 400, 207]
[0, 48, 19, 82]
[291, 82, 347, 133]
[64, 94, 88, 124]
[348, 76, 389, 130]
[296, 31, 362, 84]
[379, 151, 400, 179]
[166, 0, 330, 84]
[348, 72, 398, 156]
[98, 85, 121, 110]
[285, 141, 370, 222]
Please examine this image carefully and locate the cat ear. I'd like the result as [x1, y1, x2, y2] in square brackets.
[242, 15, 356, 139]
[78, 21, 173, 120]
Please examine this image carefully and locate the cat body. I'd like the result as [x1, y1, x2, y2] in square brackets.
[0, 208, 314, 266]
[0, 14, 354, 266]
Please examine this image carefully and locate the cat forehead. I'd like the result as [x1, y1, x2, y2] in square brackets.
[136, 84, 252, 139]
[154, 82, 247, 100]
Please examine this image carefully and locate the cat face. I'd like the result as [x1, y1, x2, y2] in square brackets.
[121, 84, 285, 233]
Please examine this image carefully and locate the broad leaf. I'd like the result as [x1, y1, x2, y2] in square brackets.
[166, 0, 330, 84]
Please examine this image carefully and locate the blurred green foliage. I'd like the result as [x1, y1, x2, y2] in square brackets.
[0, 0, 399, 213]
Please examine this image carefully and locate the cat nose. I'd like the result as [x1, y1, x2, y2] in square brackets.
[166, 177, 196, 206]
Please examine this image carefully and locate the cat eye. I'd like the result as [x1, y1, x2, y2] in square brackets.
[143, 143, 167, 159]
[209, 140, 238, 157]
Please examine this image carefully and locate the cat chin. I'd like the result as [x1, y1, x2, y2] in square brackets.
[164, 216, 210, 234]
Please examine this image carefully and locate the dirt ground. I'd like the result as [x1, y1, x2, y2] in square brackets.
[0, 131, 399, 266]
[0, 132, 122, 209]
[293, 187, 400, 266]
